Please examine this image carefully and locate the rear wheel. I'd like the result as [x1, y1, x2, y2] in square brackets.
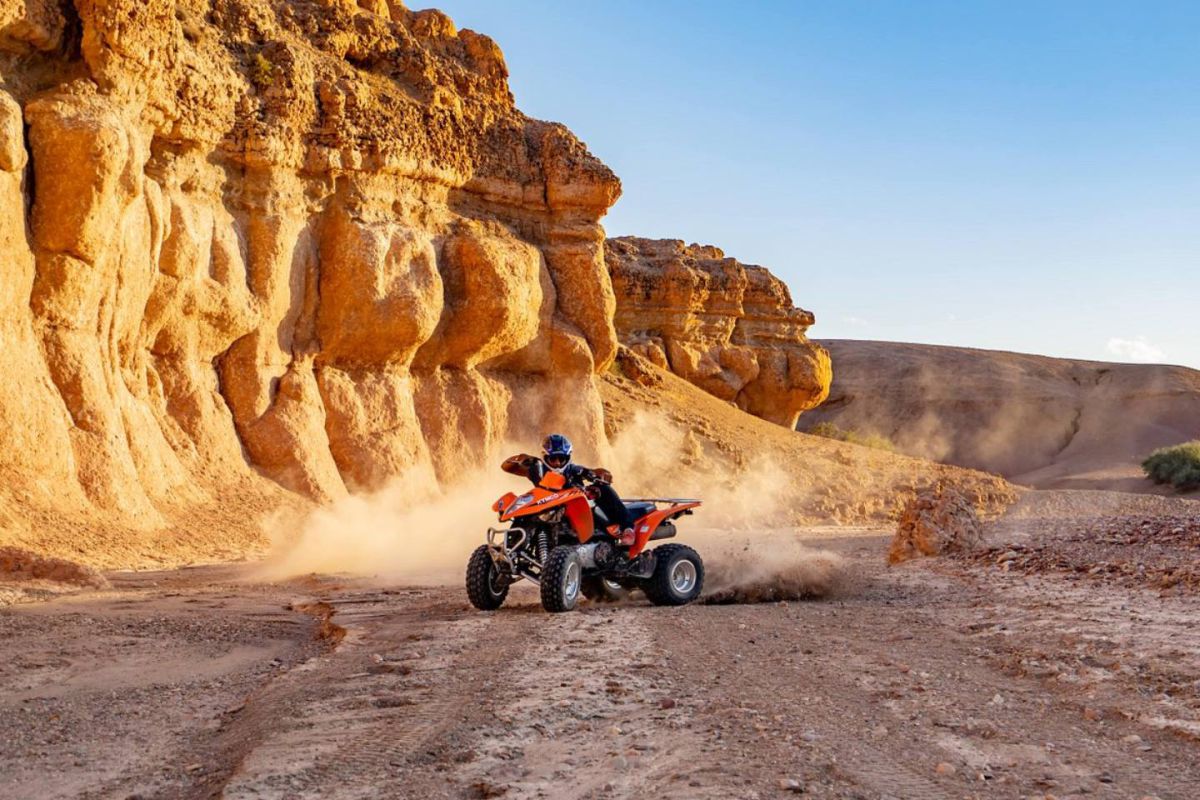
[642, 544, 704, 606]
[581, 576, 632, 604]
[540, 546, 584, 613]
[466, 545, 509, 611]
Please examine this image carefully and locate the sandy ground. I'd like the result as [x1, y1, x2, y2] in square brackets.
[2, 491, 1199, 800]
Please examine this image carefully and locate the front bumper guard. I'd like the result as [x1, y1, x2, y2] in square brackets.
[487, 526, 527, 567]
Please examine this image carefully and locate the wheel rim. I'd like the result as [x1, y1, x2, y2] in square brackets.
[488, 566, 506, 597]
[670, 559, 697, 594]
[603, 578, 623, 593]
[564, 561, 581, 602]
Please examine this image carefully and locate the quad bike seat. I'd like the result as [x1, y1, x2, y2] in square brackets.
[622, 501, 656, 520]
[592, 501, 656, 527]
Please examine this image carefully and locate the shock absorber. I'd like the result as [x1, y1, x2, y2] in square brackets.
[535, 529, 550, 566]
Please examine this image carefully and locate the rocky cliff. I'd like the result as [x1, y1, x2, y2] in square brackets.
[0, 0, 623, 557]
[605, 237, 831, 427]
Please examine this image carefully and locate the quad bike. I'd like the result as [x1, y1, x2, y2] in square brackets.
[465, 456, 703, 613]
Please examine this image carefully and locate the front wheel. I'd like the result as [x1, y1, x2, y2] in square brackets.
[540, 546, 584, 613]
[642, 544, 704, 606]
[581, 576, 632, 604]
[466, 545, 509, 610]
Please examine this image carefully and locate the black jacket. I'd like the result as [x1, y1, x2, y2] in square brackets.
[500, 454, 600, 487]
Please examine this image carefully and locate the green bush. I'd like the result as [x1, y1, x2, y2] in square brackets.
[805, 421, 896, 453]
[1142, 441, 1200, 491]
[249, 52, 274, 90]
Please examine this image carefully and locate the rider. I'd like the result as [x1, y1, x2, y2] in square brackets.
[502, 434, 637, 546]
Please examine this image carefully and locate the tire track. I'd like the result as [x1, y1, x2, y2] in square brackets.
[219, 588, 543, 799]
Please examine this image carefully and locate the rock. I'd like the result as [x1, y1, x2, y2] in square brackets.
[469, 780, 509, 799]
[888, 483, 987, 564]
[778, 777, 805, 792]
[658, 697, 677, 710]
[934, 762, 957, 776]
[605, 237, 831, 427]
[1121, 734, 1143, 744]
[964, 718, 999, 739]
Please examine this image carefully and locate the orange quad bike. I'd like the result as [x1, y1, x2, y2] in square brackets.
[465, 455, 703, 613]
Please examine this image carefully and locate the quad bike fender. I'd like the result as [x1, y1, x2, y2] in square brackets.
[492, 492, 517, 514]
[564, 496, 595, 542]
[628, 502, 701, 557]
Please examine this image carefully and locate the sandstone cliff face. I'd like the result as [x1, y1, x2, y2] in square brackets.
[0, 0, 622, 554]
[605, 237, 831, 427]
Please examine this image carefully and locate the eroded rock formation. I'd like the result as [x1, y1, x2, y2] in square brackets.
[0, 0, 621, 543]
[887, 483, 984, 564]
[605, 237, 831, 427]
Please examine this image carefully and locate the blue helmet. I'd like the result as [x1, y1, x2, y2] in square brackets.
[542, 433, 572, 468]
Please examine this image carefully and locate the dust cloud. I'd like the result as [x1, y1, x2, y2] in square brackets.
[263, 410, 851, 603]
[605, 412, 852, 602]
[258, 464, 511, 584]
[699, 534, 846, 603]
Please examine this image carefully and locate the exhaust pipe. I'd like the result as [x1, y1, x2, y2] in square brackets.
[576, 542, 602, 569]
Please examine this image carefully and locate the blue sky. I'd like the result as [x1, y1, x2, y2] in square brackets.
[433, 1, 1200, 368]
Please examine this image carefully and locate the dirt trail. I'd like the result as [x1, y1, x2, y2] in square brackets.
[2, 525, 1199, 799]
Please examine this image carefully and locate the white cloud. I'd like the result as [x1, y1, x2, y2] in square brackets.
[1106, 336, 1166, 363]
[841, 316, 869, 327]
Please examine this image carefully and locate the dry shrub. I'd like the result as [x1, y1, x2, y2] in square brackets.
[1143, 441, 1200, 491]
[805, 421, 896, 453]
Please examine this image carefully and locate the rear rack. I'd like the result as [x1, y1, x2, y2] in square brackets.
[623, 498, 701, 505]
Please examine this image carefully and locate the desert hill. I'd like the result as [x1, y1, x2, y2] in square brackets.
[802, 340, 1200, 492]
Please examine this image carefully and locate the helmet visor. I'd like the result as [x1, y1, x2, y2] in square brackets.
[545, 453, 568, 468]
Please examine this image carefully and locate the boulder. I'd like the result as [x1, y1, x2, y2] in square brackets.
[888, 483, 984, 564]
